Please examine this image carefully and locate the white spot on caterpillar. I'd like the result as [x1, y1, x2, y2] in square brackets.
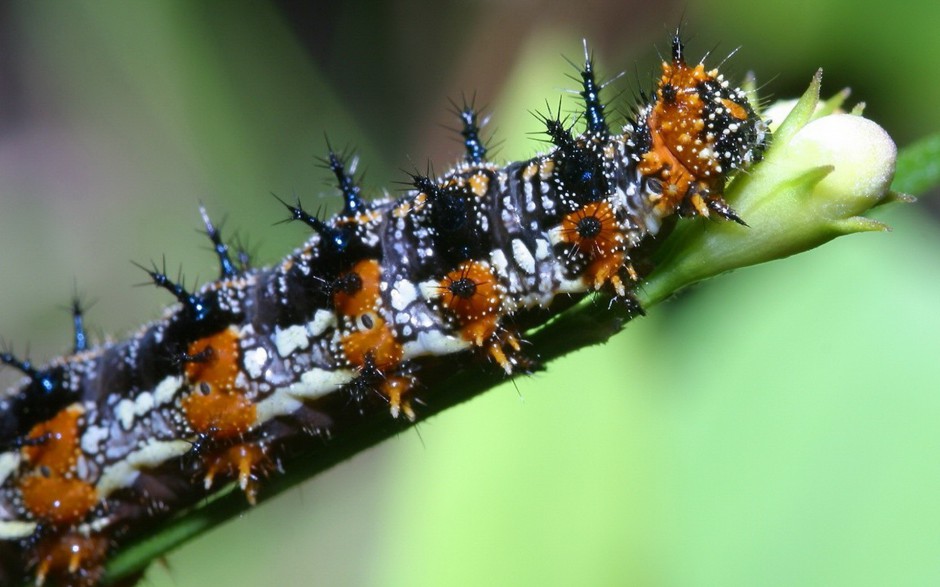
[274, 324, 309, 358]
[306, 310, 335, 337]
[96, 439, 191, 498]
[490, 249, 509, 276]
[135, 391, 154, 416]
[81, 425, 109, 455]
[0, 452, 20, 485]
[535, 238, 552, 260]
[116, 399, 135, 431]
[154, 375, 183, 406]
[512, 239, 536, 275]
[0, 520, 37, 540]
[390, 279, 418, 311]
[255, 368, 355, 423]
[418, 280, 441, 300]
[116, 390, 157, 430]
[402, 330, 471, 359]
[244, 346, 269, 379]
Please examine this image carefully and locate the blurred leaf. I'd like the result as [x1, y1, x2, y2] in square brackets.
[891, 133, 940, 196]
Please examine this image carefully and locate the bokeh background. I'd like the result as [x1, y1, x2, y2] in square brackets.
[0, 2, 938, 586]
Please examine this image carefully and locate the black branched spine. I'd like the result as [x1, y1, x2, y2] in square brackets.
[579, 41, 609, 136]
[324, 147, 367, 217]
[199, 205, 238, 279]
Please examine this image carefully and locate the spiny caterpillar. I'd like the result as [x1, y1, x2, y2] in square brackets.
[0, 35, 766, 586]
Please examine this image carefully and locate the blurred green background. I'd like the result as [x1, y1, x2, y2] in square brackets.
[0, 2, 938, 586]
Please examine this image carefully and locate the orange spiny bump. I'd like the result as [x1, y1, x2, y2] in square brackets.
[557, 201, 629, 294]
[183, 327, 257, 439]
[23, 405, 83, 475]
[19, 405, 98, 526]
[382, 375, 415, 421]
[333, 259, 381, 318]
[434, 260, 525, 373]
[33, 532, 108, 587]
[20, 476, 98, 527]
[183, 390, 256, 439]
[340, 316, 403, 371]
[203, 443, 269, 505]
[485, 330, 522, 375]
[184, 327, 240, 390]
[335, 259, 405, 372]
[559, 201, 622, 255]
[436, 260, 501, 344]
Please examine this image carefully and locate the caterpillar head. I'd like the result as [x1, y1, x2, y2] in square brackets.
[634, 35, 768, 218]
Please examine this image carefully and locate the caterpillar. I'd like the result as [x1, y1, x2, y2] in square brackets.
[0, 34, 767, 586]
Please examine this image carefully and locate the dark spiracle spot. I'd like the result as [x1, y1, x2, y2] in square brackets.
[359, 313, 375, 330]
[449, 277, 477, 299]
[576, 215, 602, 238]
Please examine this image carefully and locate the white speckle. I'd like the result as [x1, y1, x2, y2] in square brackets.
[75, 455, 89, 479]
[154, 375, 183, 405]
[395, 311, 412, 325]
[490, 249, 509, 276]
[116, 399, 135, 430]
[390, 280, 418, 311]
[81, 425, 110, 455]
[274, 324, 309, 358]
[0, 452, 20, 485]
[135, 391, 154, 417]
[512, 240, 536, 274]
[306, 310, 335, 337]
[418, 280, 441, 300]
[244, 347, 269, 379]
[535, 238, 552, 260]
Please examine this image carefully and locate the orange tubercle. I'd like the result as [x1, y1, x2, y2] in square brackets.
[183, 390, 257, 439]
[334, 259, 382, 318]
[34, 532, 109, 587]
[184, 327, 241, 389]
[436, 260, 505, 345]
[23, 405, 84, 475]
[486, 330, 522, 375]
[558, 202, 631, 294]
[340, 316, 404, 371]
[20, 476, 98, 526]
[19, 404, 98, 526]
[382, 375, 415, 420]
[586, 252, 627, 296]
[183, 327, 257, 439]
[203, 443, 268, 505]
[559, 201, 623, 257]
[334, 259, 406, 372]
